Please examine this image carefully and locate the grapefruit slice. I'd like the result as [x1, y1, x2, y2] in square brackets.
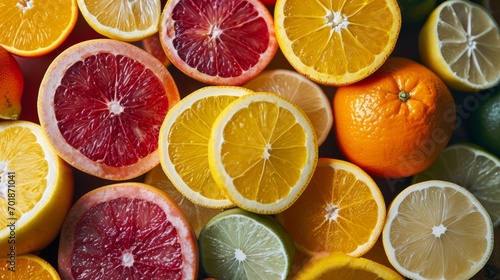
[159, 0, 278, 85]
[58, 182, 198, 279]
[37, 39, 180, 180]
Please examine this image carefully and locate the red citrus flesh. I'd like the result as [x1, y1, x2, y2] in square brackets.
[159, 0, 277, 85]
[38, 39, 180, 180]
[58, 183, 198, 279]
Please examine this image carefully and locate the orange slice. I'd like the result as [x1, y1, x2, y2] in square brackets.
[159, 0, 278, 85]
[277, 158, 386, 257]
[274, 0, 401, 85]
[0, 254, 61, 279]
[38, 39, 180, 180]
[0, 0, 78, 57]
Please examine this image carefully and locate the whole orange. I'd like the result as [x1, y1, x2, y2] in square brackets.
[0, 46, 24, 120]
[333, 57, 456, 178]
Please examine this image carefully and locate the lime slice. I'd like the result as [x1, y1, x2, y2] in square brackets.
[199, 208, 295, 279]
[413, 143, 500, 227]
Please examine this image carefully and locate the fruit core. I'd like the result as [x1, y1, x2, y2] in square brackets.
[0, 161, 9, 199]
[325, 11, 349, 32]
[17, 0, 34, 11]
[432, 224, 447, 238]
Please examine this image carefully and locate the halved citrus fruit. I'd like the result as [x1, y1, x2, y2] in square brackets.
[277, 158, 386, 257]
[208, 92, 318, 214]
[244, 69, 333, 146]
[159, 86, 252, 209]
[294, 252, 404, 280]
[0, 0, 78, 57]
[76, 0, 161, 41]
[159, 0, 278, 85]
[38, 39, 180, 181]
[198, 208, 295, 279]
[419, 0, 500, 91]
[0, 254, 60, 279]
[413, 143, 500, 227]
[0, 121, 74, 256]
[273, 0, 401, 85]
[383, 180, 494, 279]
[58, 182, 198, 279]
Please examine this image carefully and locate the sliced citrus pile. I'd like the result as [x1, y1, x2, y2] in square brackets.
[383, 180, 494, 279]
[413, 143, 500, 227]
[159, 86, 253, 208]
[208, 92, 318, 214]
[76, 0, 161, 41]
[159, 0, 278, 85]
[244, 69, 333, 146]
[0, 0, 78, 57]
[0, 254, 61, 279]
[419, 0, 500, 91]
[0, 45, 24, 120]
[38, 39, 180, 181]
[58, 182, 198, 279]
[294, 252, 403, 280]
[145, 165, 223, 236]
[277, 158, 386, 257]
[198, 208, 295, 279]
[273, 0, 401, 85]
[0, 121, 73, 256]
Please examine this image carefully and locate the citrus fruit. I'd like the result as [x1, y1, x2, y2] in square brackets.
[0, 254, 60, 279]
[397, 0, 436, 26]
[58, 182, 198, 279]
[142, 32, 171, 66]
[159, 0, 278, 85]
[413, 143, 500, 227]
[37, 39, 180, 181]
[383, 180, 494, 280]
[76, 0, 161, 41]
[159, 86, 253, 209]
[273, 0, 401, 86]
[144, 164, 223, 236]
[0, 120, 74, 256]
[208, 92, 318, 214]
[466, 86, 500, 157]
[0, 0, 78, 57]
[294, 252, 404, 280]
[244, 69, 333, 146]
[277, 158, 386, 257]
[333, 57, 456, 178]
[0, 45, 24, 120]
[419, 0, 500, 92]
[198, 208, 295, 280]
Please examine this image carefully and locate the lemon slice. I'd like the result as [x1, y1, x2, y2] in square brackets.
[383, 180, 494, 279]
[208, 92, 318, 214]
[419, 0, 500, 91]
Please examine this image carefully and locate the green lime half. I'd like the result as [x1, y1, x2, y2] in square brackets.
[412, 143, 500, 227]
[199, 208, 295, 279]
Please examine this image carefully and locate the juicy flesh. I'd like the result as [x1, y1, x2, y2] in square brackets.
[171, 0, 270, 77]
[71, 197, 184, 279]
[54, 53, 169, 167]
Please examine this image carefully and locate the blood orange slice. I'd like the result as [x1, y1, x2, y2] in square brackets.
[159, 0, 278, 86]
[38, 39, 180, 180]
[58, 182, 198, 279]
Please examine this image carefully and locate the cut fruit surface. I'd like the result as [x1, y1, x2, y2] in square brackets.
[58, 182, 198, 280]
[419, 0, 500, 91]
[0, 254, 61, 279]
[244, 69, 333, 146]
[294, 252, 403, 280]
[277, 158, 386, 257]
[77, 0, 161, 41]
[413, 143, 500, 227]
[38, 39, 180, 180]
[0, 0, 78, 57]
[0, 121, 74, 256]
[159, 86, 253, 209]
[159, 0, 278, 85]
[383, 180, 494, 280]
[208, 92, 318, 214]
[199, 208, 295, 280]
[273, 0, 401, 85]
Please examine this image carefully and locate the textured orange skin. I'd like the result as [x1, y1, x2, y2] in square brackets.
[0, 46, 24, 119]
[333, 57, 456, 178]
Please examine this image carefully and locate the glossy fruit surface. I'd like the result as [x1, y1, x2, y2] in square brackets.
[0, 45, 24, 120]
[0, 254, 61, 279]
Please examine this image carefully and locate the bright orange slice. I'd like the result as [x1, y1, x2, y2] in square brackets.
[0, 254, 61, 279]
